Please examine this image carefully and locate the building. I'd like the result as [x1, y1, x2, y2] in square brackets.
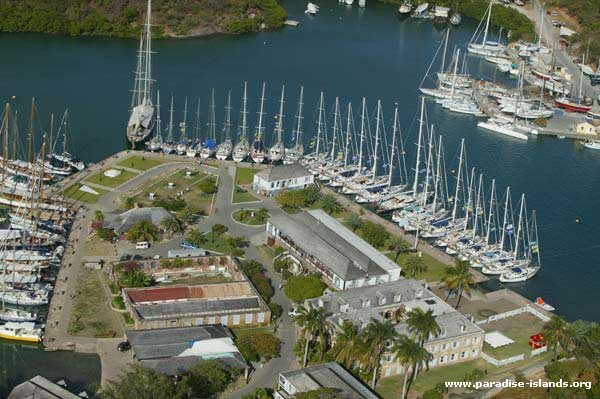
[266, 209, 401, 290]
[275, 362, 379, 399]
[252, 164, 314, 196]
[104, 206, 172, 234]
[126, 324, 248, 376]
[8, 375, 82, 399]
[123, 280, 271, 330]
[576, 122, 599, 135]
[306, 279, 484, 378]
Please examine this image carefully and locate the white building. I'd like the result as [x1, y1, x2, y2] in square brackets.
[576, 122, 599, 135]
[252, 164, 314, 196]
[267, 209, 402, 290]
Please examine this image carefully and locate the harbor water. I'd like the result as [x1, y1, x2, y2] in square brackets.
[0, 0, 599, 393]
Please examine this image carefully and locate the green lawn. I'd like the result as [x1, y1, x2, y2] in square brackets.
[202, 232, 235, 254]
[84, 168, 138, 188]
[232, 209, 269, 225]
[117, 155, 169, 171]
[62, 183, 109, 203]
[230, 326, 273, 338]
[232, 186, 260, 204]
[235, 166, 260, 185]
[481, 313, 546, 360]
[385, 251, 449, 283]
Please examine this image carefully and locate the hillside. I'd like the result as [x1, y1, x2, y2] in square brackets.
[0, 0, 287, 38]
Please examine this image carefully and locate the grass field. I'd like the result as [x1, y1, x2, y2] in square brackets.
[62, 183, 109, 203]
[482, 313, 546, 359]
[232, 186, 260, 204]
[386, 251, 449, 282]
[68, 269, 123, 338]
[83, 236, 116, 257]
[235, 166, 260, 185]
[84, 168, 139, 188]
[117, 155, 169, 171]
[232, 209, 269, 225]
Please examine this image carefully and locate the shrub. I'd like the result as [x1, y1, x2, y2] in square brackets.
[236, 332, 280, 362]
[199, 178, 217, 194]
[111, 296, 125, 310]
[269, 302, 282, 320]
[252, 273, 274, 302]
[96, 227, 116, 241]
[284, 274, 326, 303]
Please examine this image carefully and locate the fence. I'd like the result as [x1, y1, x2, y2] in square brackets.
[476, 304, 550, 325]
[531, 345, 548, 357]
[481, 352, 525, 367]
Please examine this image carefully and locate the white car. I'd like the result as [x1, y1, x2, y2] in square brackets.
[288, 307, 301, 317]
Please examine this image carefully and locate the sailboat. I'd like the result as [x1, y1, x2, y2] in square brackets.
[233, 82, 251, 163]
[251, 83, 267, 164]
[186, 99, 201, 158]
[284, 87, 305, 164]
[398, 1, 412, 16]
[268, 85, 286, 163]
[555, 55, 593, 113]
[147, 91, 163, 151]
[302, 92, 327, 167]
[46, 110, 84, 173]
[200, 89, 217, 159]
[467, 0, 506, 57]
[176, 97, 189, 155]
[161, 95, 175, 154]
[216, 91, 234, 160]
[126, 0, 155, 146]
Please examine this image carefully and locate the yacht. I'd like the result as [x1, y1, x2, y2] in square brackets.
[0, 321, 43, 343]
[582, 140, 600, 150]
[477, 118, 529, 141]
[0, 308, 37, 322]
[216, 91, 234, 161]
[305, 2, 319, 14]
[233, 82, 251, 163]
[499, 266, 540, 283]
[467, 1, 506, 57]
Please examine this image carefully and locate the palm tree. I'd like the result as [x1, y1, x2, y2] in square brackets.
[386, 236, 410, 262]
[441, 260, 475, 308]
[187, 229, 206, 247]
[256, 208, 269, 223]
[295, 306, 331, 367]
[392, 336, 433, 399]
[362, 318, 397, 388]
[345, 213, 363, 232]
[120, 269, 153, 288]
[404, 255, 427, 278]
[320, 194, 342, 215]
[161, 216, 182, 238]
[126, 220, 159, 242]
[406, 308, 440, 374]
[543, 315, 571, 361]
[94, 210, 104, 222]
[329, 320, 360, 369]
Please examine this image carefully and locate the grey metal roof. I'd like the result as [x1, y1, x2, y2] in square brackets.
[140, 352, 247, 375]
[282, 362, 379, 399]
[255, 164, 311, 182]
[269, 210, 400, 281]
[133, 297, 262, 320]
[105, 207, 172, 234]
[7, 375, 81, 399]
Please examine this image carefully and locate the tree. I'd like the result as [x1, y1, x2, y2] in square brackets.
[97, 227, 116, 241]
[239, 260, 264, 278]
[386, 236, 411, 262]
[211, 224, 228, 238]
[123, 196, 135, 210]
[345, 213, 363, 232]
[242, 388, 273, 399]
[101, 364, 175, 399]
[198, 178, 217, 194]
[119, 269, 153, 288]
[284, 274, 326, 303]
[94, 210, 104, 221]
[126, 220, 159, 242]
[406, 308, 440, 374]
[543, 315, 571, 361]
[256, 208, 269, 223]
[319, 194, 343, 215]
[441, 260, 475, 308]
[251, 274, 274, 302]
[404, 254, 427, 278]
[187, 229, 207, 247]
[329, 320, 360, 369]
[176, 360, 236, 398]
[295, 306, 331, 367]
[393, 335, 433, 399]
[269, 302, 282, 319]
[358, 221, 389, 248]
[161, 216, 182, 237]
[362, 318, 397, 388]
[294, 388, 344, 399]
[236, 332, 280, 362]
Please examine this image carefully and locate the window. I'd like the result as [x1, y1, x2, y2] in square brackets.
[361, 299, 371, 308]
[170, 320, 177, 327]
[440, 329, 447, 337]
[196, 318, 203, 325]
[378, 296, 387, 306]
[221, 315, 228, 325]
[394, 294, 402, 302]
[208, 317, 216, 324]
[460, 325, 467, 332]
[452, 341, 458, 348]
[442, 343, 447, 350]
[439, 356, 445, 364]
[465, 338, 470, 346]
[450, 353, 456, 361]
[471, 349, 478, 357]
[340, 304, 349, 313]
[245, 313, 253, 324]
[473, 337, 479, 343]
[431, 345, 437, 353]
[258, 313, 265, 323]
[461, 351, 466, 358]
[233, 315, 240, 325]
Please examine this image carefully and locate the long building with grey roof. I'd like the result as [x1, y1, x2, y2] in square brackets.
[275, 362, 379, 399]
[306, 279, 484, 377]
[266, 209, 401, 290]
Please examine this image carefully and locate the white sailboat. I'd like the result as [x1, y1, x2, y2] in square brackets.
[200, 89, 217, 159]
[161, 95, 175, 154]
[147, 91, 164, 151]
[251, 83, 267, 164]
[186, 99, 201, 158]
[268, 86, 286, 163]
[126, 0, 155, 146]
[284, 87, 305, 164]
[467, 0, 506, 57]
[176, 97, 189, 155]
[233, 82, 251, 163]
[216, 91, 234, 160]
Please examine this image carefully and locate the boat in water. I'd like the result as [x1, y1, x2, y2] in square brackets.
[251, 83, 268, 164]
[176, 97, 189, 155]
[268, 85, 287, 163]
[126, 0, 155, 146]
[0, 321, 43, 343]
[0, 308, 37, 322]
[398, 1, 412, 17]
[233, 83, 251, 163]
[467, 1, 506, 57]
[216, 91, 234, 161]
[284, 87, 305, 164]
[305, 2, 319, 14]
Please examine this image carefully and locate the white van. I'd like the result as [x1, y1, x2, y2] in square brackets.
[135, 241, 149, 250]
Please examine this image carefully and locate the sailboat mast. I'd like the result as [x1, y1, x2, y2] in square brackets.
[225, 90, 232, 141]
[463, 167, 476, 231]
[513, 193, 526, 261]
[344, 103, 353, 168]
[315, 92, 324, 156]
[450, 49, 460, 99]
[257, 83, 266, 141]
[413, 97, 426, 198]
[28, 98, 35, 165]
[482, 1, 492, 50]
[1, 104, 9, 190]
[142, 0, 153, 105]
[440, 29, 450, 76]
[210, 89, 216, 139]
[295, 86, 304, 149]
[431, 135, 443, 218]
[472, 174, 484, 240]
[485, 179, 496, 245]
[500, 186, 511, 250]
[358, 97, 366, 172]
[168, 95, 174, 141]
[156, 91, 162, 139]
[331, 98, 340, 161]
[422, 127, 434, 208]
[388, 106, 398, 188]
[241, 82, 248, 142]
[181, 96, 188, 140]
[372, 99, 382, 179]
[276, 85, 285, 144]
[451, 138, 465, 222]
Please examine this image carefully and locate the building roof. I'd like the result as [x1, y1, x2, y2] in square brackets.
[134, 296, 262, 320]
[126, 325, 247, 374]
[7, 375, 81, 399]
[268, 209, 400, 281]
[281, 362, 379, 399]
[105, 207, 172, 234]
[308, 279, 483, 342]
[255, 164, 311, 182]
[126, 282, 255, 303]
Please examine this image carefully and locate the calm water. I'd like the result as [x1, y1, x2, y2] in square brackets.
[1, 0, 599, 393]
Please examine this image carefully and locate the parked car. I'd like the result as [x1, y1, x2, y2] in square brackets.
[180, 241, 198, 250]
[117, 341, 131, 352]
[288, 307, 301, 317]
